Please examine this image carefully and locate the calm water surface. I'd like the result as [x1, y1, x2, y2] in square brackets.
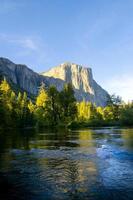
[0, 128, 133, 200]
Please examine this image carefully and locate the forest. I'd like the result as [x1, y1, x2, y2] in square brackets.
[0, 78, 133, 129]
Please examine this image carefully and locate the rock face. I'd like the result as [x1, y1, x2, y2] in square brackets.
[0, 57, 47, 95]
[42, 62, 109, 106]
[0, 58, 109, 106]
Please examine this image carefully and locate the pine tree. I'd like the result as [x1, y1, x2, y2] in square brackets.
[35, 84, 49, 127]
[47, 85, 60, 125]
[9, 91, 18, 126]
[59, 83, 77, 125]
[0, 89, 6, 127]
[0, 78, 12, 126]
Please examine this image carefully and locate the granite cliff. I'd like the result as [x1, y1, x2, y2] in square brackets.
[42, 62, 109, 106]
[0, 58, 109, 106]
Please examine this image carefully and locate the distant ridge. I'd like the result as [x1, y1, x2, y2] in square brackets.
[0, 58, 109, 106]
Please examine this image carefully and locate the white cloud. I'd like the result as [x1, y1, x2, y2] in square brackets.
[20, 39, 37, 50]
[105, 74, 133, 102]
[0, 33, 54, 71]
[0, 34, 38, 51]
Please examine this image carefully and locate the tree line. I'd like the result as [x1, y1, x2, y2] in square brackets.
[0, 78, 133, 129]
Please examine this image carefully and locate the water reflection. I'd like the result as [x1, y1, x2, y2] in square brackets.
[0, 128, 133, 200]
[121, 129, 133, 150]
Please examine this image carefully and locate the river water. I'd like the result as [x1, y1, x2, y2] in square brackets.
[0, 128, 133, 200]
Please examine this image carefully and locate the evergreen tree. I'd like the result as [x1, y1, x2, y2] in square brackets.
[120, 102, 133, 126]
[35, 84, 49, 127]
[0, 78, 12, 126]
[107, 94, 122, 121]
[59, 83, 77, 125]
[0, 89, 6, 128]
[0, 78, 133, 129]
[47, 85, 60, 126]
[9, 91, 18, 126]
[17, 92, 33, 127]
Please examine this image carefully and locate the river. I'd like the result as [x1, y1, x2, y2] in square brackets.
[0, 128, 133, 200]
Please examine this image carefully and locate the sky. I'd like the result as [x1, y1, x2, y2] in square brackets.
[0, 0, 133, 102]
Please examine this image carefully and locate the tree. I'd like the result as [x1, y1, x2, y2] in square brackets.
[35, 84, 49, 127]
[28, 100, 35, 113]
[77, 101, 91, 121]
[0, 89, 6, 127]
[0, 79, 34, 128]
[0, 77, 11, 94]
[0, 78, 12, 126]
[17, 92, 33, 127]
[108, 94, 122, 106]
[106, 94, 122, 121]
[36, 84, 48, 107]
[9, 91, 18, 126]
[2, 78, 133, 129]
[120, 102, 133, 126]
[47, 85, 60, 126]
[59, 83, 77, 125]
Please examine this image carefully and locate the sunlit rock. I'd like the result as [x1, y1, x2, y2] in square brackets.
[0, 58, 109, 106]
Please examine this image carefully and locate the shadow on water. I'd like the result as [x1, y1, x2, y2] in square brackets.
[0, 127, 133, 200]
[0, 128, 36, 200]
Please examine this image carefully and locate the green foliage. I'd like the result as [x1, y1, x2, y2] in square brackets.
[59, 83, 77, 125]
[77, 101, 91, 121]
[34, 84, 49, 127]
[0, 78, 12, 126]
[0, 78, 34, 128]
[0, 92, 6, 128]
[35, 83, 77, 127]
[120, 103, 133, 126]
[47, 85, 60, 126]
[0, 78, 133, 129]
[36, 84, 48, 107]
[76, 94, 133, 127]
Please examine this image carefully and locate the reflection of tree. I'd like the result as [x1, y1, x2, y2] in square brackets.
[77, 130, 97, 190]
[78, 130, 96, 154]
[0, 128, 111, 198]
[37, 129, 98, 198]
[0, 129, 45, 200]
[0, 129, 15, 170]
[121, 129, 133, 150]
[0, 129, 37, 167]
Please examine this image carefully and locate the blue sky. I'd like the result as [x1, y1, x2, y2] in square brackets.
[0, 0, 133, 101]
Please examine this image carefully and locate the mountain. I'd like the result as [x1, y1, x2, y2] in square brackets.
[0, 58, 109, 106]
[42, 62, 109, 106]
[0, 57, 63, 96]
[0, 57, 45, 95]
